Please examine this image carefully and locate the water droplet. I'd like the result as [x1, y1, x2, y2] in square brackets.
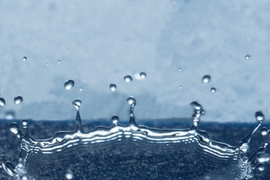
[109, 84, 117, 91]
[65, 169, 74, 179]
[0, 97, 6, 107]
[210, 87, 216, 93]
[202, 75, 211, 83]
[79, 87, 83, 92]
[257, 163, 265, 171]
[261, 127, 268, 136]
[178, 68, 182, 72]
[72, 99, 82, 111]
[5, 111, 15, 120]
[124, 75, 132, 82]
[9, 123, 20, 135]
[140, 72, 147, 79]
[64, 80, 75, 90]
[127, 96, 136, 106]
[111, 116, 119, 125]
[57, 60, 61, 64]
[179, 86, 182, 89]
[245, 55, 250, 60]
[46, 63, 49, 66]
[14, 96, 23, 104]
[257, 153, 270, 163]
[21, 175, 28, 180]
[255, 111, 264, 122]
[22, 119, 28, 128]
[22, 56, 27, 61]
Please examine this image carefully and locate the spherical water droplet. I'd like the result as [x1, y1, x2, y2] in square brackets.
[9, 123, 20, 135]
[202, 75, 211, 83]
[127, 97, 136, 106]
[22, 176, 28, 180]
[261, 127, 268, 136]
[110, 84, 117, 91]
[0, 97, 6, 107]
[124, 75, 132, 82]
[255, 111, 264, 122]
[57, 60, 61, 64]
[257, 164, 265, 171]
[178, 68, 182, 72]
[111, 116, 119, 125]
[65, 169, 74, 179]
[22, 119, 28, 128]
[46, 63, 49, 66]
[257, 153, 270, 163]
[64, 80, 75, 90]
[210, 87, 216, 93]
[72, 99, 82, 111]
[5, 111, 15, 120]
[22, 56, 27, 61]
[79, 87, 83, 91]
[14, 96, 23, 104]
[140, 72, 147, 79]
[179, 86, 182, 89]
[245, 55, 250, 60]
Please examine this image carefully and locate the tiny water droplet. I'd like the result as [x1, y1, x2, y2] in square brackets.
[9, 123, 20, 135]
[210, 87, 216, 93]
[21, 175, 28, 180]
[64, 80, 75, 90]
[72, 99, 82, 111]
[245, 55, 250, 60]
[257, 163, 265, 171]
[140, 72, 147, 79]
[57, 60, 61, 64]
[261, 127, 268, 136]
[255, 111, 264, 122]
[257, 153, 270, 163]
[124, 75, 132, 82]
[179, 86, 182, 89]
[5, 111, 15, 120]
[202, 75, 211, 83]
[127, 96, 136, 106]
[22, 56, 27, 61]
[14, 96, 23, 104]
[109, 84, 117, 91]
[111, 116, 119, 125]
[79, 87, 83, 91]
[0, 97, 6, 107]
[22, 119, 28, 128]
[46, 63, 49, 66]
[65, 169, 74, 179]
[178, 68, 182, 72]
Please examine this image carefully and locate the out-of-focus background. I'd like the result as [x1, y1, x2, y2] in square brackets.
[0, 0, 269, 122]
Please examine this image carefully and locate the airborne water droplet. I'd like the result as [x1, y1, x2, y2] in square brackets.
[22, 56, 27, 61]
[255, 111, 264, 122]
[64, 80, 75, 90]
[257, 164, 265, 171]
[245, 55, 250, 60]
[202, 75, 211, 83]
[178, 68, 182, 72]
[72, 99, 82, 111]
[210, 87, 216, 93]
[124, 75, 132, 82]
[261, 127, 268, 136]
[65, 169, 74, 179]
[22, 119, 28, 128]
[109, 84, 117, 91]
[79, 87, 83, 92]
[57, 60, 61, 64]
[5, 111, 15, 120]
[127, 96, 136, 106]
[111, 116, 119, 125]
[179, 86, 182, 89]
[14, 96, 23, 104]
[0, 97, 6, 107]
[140, 72, 147, 79]
[9, 123, 19, 135]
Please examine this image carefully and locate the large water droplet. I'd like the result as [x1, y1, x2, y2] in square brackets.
[65, 169, 74, 179]
[140, 72, 147, 79]
[109, 84, 117, 91]
[0, 97, 6, 107]
[22, 56, 27, 61]
[14, 96, 23, 104]
[64, 80, 75, 90]
[111, 116, 119, 125]
[72, 99, 82, 111]
[255, 111, 264, 122]
[245, 55, 250, 60]
[202, 75, 211, 83]
[261, 127, 268, 136]
[210, 87, 216, 93]
[124, 75, 132, 82]
[127, 96, 136, 106]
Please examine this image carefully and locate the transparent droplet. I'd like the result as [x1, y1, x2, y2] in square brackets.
[64, 80, 75, 90]
[257, 153, 270, 163]
[261, 127, 268, 136]
[79, 87, 83, 92]
[124, 75, 132, 82]
[202, 75, 211, 83]
[22, 119, 28, 128]
[46, 63, 49, 66]
[5, 111, 15, 120]
[179, 86, 182, 89]
[0, 97, 6, 107]
[110, 84, 117, 91]
[21, 175, 28, 180]
[22, 56, 27, 61]
[210, 87, 216, 93]
[111, 116, 119, 125]
[65, 169, 74, 179]
[140, 72, 147, 79]
[9, 123, 20, 135]
[178, 68, 182, 72]
[245, 55, 250, 60]
[255, 111, 264, 122]
[57, 60, 61, 64]
[127, 96, 136, 106]
[14, 96, 23, 104]
[257, 163, 265, 171]
[72, 99, 82, 111]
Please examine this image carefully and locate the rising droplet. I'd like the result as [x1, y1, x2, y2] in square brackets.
[22, 119, 28, 128]
[65, 169, 74, 179]
[64, 80, 75, 90]
[202, 75, 211, 83]
[124, 75, 132, 82]
[261, 127, 268, 136]
[140, 72, 147, 79]
[127, 96, 136, 106]
[210, 87, 216, 93]
[57, 60, 61, 64]
[14, 96, 23, 104]
[255, 111, 264, 122]
[72, 99, 82, 111]
[245, 55, 250, 60]
[110, 84, 117, 91]
[111, 116, 119, 125]
[0, 97, 6, 107]
[22, 56, 27, 61]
